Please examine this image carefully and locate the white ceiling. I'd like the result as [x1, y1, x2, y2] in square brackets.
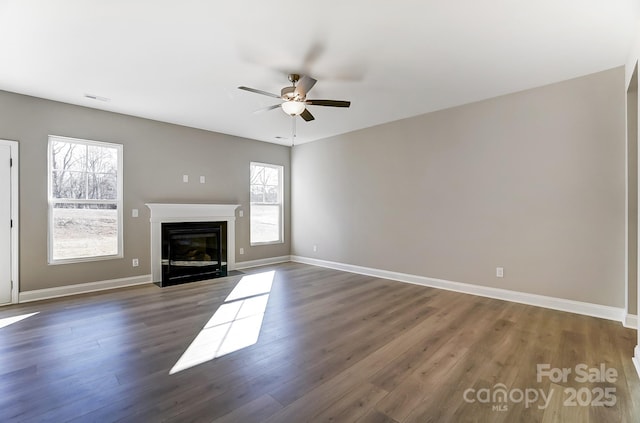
[0, 0, 638, 145]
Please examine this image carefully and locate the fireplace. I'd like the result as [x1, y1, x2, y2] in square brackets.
[146, 203, 240, 287]
[161, 221, 227, 286]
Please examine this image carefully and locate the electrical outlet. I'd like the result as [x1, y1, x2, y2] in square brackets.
[183, 174, 189, 183]
[200, 175, 205, 184]
[239, 210, 244, 217]
[132, 208, 138, 218]
[313, 245, 318, 252]
[239, 247, 244, 255]
[496, 267, 504, 278]
[132, 258, 139, 267]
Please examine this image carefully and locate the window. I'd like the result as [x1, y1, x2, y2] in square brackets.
[250, 162, 283, 245]
[48, 135, 123, 263]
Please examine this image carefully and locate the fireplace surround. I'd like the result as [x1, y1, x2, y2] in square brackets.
[146, 203, 240, 286]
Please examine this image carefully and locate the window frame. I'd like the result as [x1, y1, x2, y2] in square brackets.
[47, 135, 124, 265]
[249, 161, 284, 246]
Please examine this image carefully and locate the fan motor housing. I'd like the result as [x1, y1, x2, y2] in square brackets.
[281, 86, 301, 101]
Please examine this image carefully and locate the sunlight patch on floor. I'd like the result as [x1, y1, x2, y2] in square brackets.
[170, 271, 275, 374]
[0, 312, 39, 329]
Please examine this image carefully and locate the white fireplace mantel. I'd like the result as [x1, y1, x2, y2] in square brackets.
[145, 203, 240, 283]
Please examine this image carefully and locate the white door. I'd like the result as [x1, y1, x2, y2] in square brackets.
[0, 143, 12, 304]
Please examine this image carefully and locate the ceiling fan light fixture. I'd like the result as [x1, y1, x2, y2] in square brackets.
[281, 101, 306, 116]
[239, 74, 348, 124]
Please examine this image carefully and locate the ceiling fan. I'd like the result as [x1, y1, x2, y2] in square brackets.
[238, 74, 351, 122]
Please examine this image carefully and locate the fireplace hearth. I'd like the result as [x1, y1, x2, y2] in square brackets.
[160, 221, 227, 287]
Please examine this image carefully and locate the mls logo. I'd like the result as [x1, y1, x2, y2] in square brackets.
[492, 404, 508, 412]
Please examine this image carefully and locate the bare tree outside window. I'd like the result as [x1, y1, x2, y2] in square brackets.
[48, 136, 123, 263]
[250, 162, 283, 244]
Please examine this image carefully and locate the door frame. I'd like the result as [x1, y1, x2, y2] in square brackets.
[0, 139, 19, 304]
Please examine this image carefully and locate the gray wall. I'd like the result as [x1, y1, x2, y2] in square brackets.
[292, 67, 626, 308]
[0, 90, 291, 292]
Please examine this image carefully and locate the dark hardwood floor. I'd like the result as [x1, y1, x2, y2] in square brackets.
[0, 262, 638, 422]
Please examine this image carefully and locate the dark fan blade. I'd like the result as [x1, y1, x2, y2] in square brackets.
[238, 86, 281, 99]
[300, 108, 315, 122]
[306, 99, 351, 108]
[253, 104, 281, 114]
[295, 75, 317, 97]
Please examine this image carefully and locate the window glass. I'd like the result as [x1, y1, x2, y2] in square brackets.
[48, 136, 123, 263]
[250, 162, 283, 245]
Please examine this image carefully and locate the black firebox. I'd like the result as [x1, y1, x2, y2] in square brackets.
[159, 221, 227, 287]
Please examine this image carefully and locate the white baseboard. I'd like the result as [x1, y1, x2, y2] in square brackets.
[624, 314, 638, 329]
[19, 274, 152, 303]
[16, 257, 629, 326]
[290, 256, 626, 323]
[235, 255, 291, 270]
[17, 254, 292, 304]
